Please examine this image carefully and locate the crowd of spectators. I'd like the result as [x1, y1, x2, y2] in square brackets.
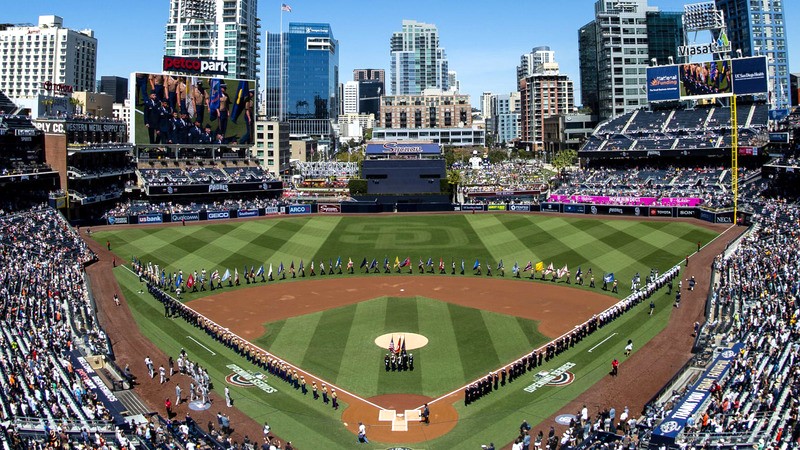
[296, 161, 358, 179]
[138, 164, 274, 187]
[455, 160, 548, 195]
[0, 207, 117, 437]
[105, 198, 282, 217]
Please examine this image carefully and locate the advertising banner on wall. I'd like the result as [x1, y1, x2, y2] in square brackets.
[647, 56, 768, 102]
[646, 66, 680, 102]
[730, 57, 768, 96]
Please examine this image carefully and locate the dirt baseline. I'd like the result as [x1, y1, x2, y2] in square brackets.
[186, 276, 618, 443]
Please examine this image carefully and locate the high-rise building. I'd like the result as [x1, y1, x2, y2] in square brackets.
[579, 0, 681, 121]
[517, 46, 555, 81]
[493, 92, 521, 146]
[342, 80, 359, 115]
[389, 20, 449, 95]
[352, 69, 384, 117]
[646, 11, 683, 66]
[379, 90, 471, 129]
[99, 76, 128, 103]
[519, 62, 574, 150]
[353, 69, 385, 83]
[715, 0, 790, 109]
[164, 0, 260, 80]
[0, 15, 97, 99]
[265, 23, 339, 137]
[481, 92, 494, 121]
[448, 71, 460, 92]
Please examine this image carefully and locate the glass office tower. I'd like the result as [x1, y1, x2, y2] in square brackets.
[265, 23, 339, 136]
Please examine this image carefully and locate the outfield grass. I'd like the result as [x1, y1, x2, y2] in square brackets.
[255, 296, 549, 397]
[100, 214, 718, 448]
[97, 214, 715, 304]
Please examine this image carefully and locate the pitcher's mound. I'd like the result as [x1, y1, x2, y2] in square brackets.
[375, 333, 428, 350]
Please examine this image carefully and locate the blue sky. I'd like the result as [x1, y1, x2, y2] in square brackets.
[5, 0, 799, 106]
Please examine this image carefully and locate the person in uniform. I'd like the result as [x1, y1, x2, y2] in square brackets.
[312, 381, 319, 400]
[384, 354, 390, 371]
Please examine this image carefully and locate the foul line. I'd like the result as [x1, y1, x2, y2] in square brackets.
[187, 336, 217, 355]
[587, 332, 618, 353]
[120, 264, 387, 411]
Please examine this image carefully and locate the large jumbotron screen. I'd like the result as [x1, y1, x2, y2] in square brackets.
[646, 56, 768, 102]
[130, 72, 256, 146]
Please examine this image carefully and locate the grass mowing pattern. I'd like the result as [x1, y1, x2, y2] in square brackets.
[253, 296, 548, 397]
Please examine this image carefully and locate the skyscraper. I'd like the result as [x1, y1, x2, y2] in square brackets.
[517, 46, 556, 81]
[715, 0, 790, 109]
[389, 20, 449, 95]
[518, 57, 574, 149]
[164, 0, 260, 80]
[0, 15, 97, 99]
[265, 23, 339, 137]
[579, 0, 681, 121]
[353, 69, 384, 117]
[342, 81, 359, 115]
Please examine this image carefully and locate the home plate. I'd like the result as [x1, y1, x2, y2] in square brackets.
[393, 413, 408, 431]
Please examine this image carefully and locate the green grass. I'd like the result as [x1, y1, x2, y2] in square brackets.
[101, 214, 718, 448]
[254, 296, 548, 397]
[97, 214, 714, 304]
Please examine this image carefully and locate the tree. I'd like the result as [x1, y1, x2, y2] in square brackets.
[364, 128, 373, 141]
[445, 169, 463, 202]
[487, 149, 507, 164]
[551, 149, 578, 174]
[68, 97, 83, 115]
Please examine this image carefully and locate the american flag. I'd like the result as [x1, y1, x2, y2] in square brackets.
[281, 3, 292, 12]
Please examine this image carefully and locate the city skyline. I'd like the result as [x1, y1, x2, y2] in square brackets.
[3, 0, 799, 107]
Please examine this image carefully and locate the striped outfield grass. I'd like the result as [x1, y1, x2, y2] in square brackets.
[96, 214, 716, 304]
[254, 296, 548, 397]
[99, 214, 719, 448]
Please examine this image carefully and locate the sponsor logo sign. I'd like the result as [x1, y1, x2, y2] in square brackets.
[237, 209, 259, 218]
[108, 216, 129, 225]
[139, 214, 163, 224]
[171, 213, 199, 222]
[487, 204, 506, 211]
[460, 204, 485, 211]
[646, 65, 680, 102]
[731, 56, 768, 96]
[225, 364, 277, 394]
[524, 362, 576, 393]
[563, 204, 585, 214]
[207, 211, 230, 220]
[649, 207, 673, 217]
[318, 203, 341, 214]
[699, 210, 716, 223]
[264, 206, 280, 215]
[715, 214, 733, 224]
[608, 207, 624, 215]
[508, 204, 531, 212]
[163, 56, 229, 75]
[288, 204, 311, 215]
[540, 203, 560, 213]
[677, 208, 697, 218]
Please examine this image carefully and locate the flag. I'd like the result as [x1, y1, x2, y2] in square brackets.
[544, 263, 554, 275]
[384, 256, 389, 268]
[336, 256, 342, 268]
[175, 272, 183, 287]
[278, 262, 284, 274]
[369, 258, 378, 270]
[230, 80, 250, 123]
[498, 259, 504, 270]
[394, 256, 401, 268]
[576, 266, 582, 278]
[439, 257, 445, 271]
[512, 262, 519, 274]
[211, 269, 220, 280]
[426, 257, 433, 267]
[535, 261, 544, 272]
[208, 78, 221, 119]
[281, 3, 292, 12]
[395, 337, 402, 354]
[347, 258, 353, 269]
[557, 264, 569, 278]
[186, 274, 195, 288]
[329, 258, 333, 271]
[256, 265, 264, 277]
[604, 273, 615, 283]
[221, 269, 231, 282]
[389, 337, 394, 353]
[310, 260, 315, 271]
[401, 337, 406, 352]
[249, 265, 255, 277]
[400, 257, 411, 268]
[461, 259, 465, 272]
[524, 261, 534, 272]
[360, 257, 368, 268]
[473, 259, 480, 270]
[291, 261, 295, 271]
[263, 263, 270, 278]
[234, 267, 240, 282]
[299, 260, 304, 271]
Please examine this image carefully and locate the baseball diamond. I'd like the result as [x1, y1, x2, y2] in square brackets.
[94, 212, 724, 447]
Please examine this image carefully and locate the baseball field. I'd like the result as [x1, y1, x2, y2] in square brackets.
[97, 213, 719, 448]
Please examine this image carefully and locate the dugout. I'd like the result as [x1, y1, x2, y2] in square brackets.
[358, 141, 448, 204]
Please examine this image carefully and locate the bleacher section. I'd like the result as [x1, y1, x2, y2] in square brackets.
[138, 162, 275, 187]
[580, 103, 769, 157]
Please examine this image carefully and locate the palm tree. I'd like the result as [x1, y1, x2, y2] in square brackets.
[68, 97, 83, 115]
[446, 169, 463, 203]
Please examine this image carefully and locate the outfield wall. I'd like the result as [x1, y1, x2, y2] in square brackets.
[105, 202, 749, 226]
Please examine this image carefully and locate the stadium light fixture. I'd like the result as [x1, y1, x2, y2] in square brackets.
[683, 2, 725, 32]
[182, 0, 215, 21]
